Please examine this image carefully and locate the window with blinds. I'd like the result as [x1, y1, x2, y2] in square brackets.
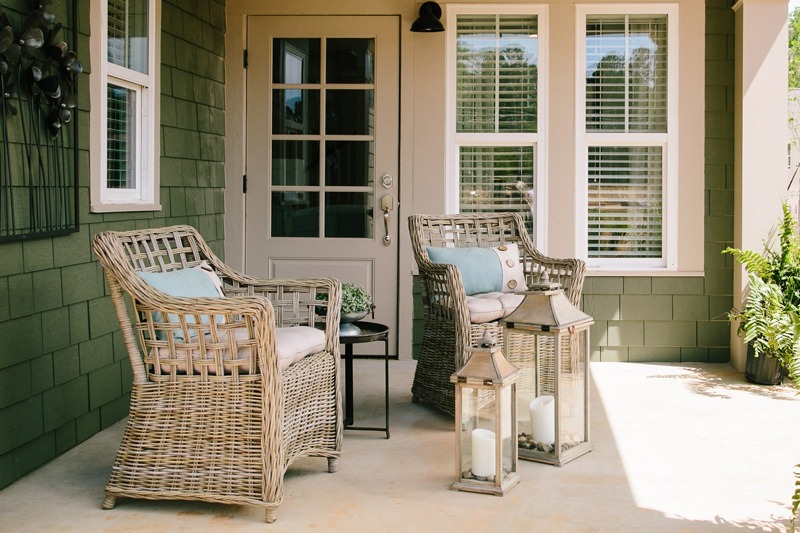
[581, 11, 671, 265]
[93, 0, 156, 209]
[453, 11, 540, 237]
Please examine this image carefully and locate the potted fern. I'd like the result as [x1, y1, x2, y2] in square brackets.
[723, 201, 800, 387]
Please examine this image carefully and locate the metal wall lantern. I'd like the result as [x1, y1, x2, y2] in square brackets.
[450, 332, 521, 496]
[411, 2, 445, 33]
[502, 286, 594, 466]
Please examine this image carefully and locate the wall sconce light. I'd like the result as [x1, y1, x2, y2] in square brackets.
[411, 2, 445, 33]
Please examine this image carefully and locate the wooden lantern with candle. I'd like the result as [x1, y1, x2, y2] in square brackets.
[450, 332, 521, 496]
[501, 285, 594, 466]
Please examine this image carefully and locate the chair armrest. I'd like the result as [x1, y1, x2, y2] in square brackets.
[215, 275, 342, 356]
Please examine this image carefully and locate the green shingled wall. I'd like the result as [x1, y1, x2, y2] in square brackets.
[0, 0, 226, 489]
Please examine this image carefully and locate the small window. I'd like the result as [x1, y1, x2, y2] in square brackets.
[90, 0, 160, 212]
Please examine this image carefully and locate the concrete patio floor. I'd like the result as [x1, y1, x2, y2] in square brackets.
[0, 360, 798, 532]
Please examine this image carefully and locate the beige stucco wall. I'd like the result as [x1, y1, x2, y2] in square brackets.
[731, 0, 789, 370]
[224, 0, 708, 359]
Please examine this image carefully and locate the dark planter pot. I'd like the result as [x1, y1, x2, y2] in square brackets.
[744, 344, 783, 385]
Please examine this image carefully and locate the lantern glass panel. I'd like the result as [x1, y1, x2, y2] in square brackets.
[458, 385, 514, 482]
[559, 329, 587, 450]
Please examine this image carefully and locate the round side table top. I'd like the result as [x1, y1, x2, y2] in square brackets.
[340, 321, 389, 343]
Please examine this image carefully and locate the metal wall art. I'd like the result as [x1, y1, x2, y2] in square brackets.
[0, 0, 79, 241]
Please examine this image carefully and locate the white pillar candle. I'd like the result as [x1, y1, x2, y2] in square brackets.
[529, 395, 555, 444]
[471, 428, 496, 478]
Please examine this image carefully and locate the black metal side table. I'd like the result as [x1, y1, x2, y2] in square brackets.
[339, 321, 390, 438]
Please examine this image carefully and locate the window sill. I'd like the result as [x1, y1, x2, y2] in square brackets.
[91, 202, 162, 213]
[586, 268, 705, 277]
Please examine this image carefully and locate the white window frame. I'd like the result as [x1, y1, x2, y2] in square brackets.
[90, 0, 161, 212]
[575, 4, 679, 271]
[446, 4, 549, 249]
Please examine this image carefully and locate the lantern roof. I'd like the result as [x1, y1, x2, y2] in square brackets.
[451, 332, 520, 385]
[502, 289, 593, 330]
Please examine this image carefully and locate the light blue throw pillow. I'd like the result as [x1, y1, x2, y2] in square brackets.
[138, 266, 224, 340]
[426, 247, 502, 295]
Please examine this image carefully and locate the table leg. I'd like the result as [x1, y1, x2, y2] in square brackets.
[344, 343, 354, 426]
[383, 336, 390, 439]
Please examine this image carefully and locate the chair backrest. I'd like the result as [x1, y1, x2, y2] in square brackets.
[93, 225, 270, 384]
[408, 213, 585, 307]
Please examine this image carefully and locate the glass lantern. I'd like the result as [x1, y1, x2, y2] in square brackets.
[450, 332, 521, 496]
[501, 287, 594, 466]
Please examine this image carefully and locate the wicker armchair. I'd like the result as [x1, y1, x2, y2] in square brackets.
[92, 225, 342, 523]
[409, 213, 586, 415]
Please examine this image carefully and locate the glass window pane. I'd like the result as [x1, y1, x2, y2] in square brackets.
[585, 15, 667, 132]
[325, 192, 373, 238]
[325, 141, 372, 186]
[273, 89, 320, 134]
[272, 192, 319, 237]
[326, 39, 374, 83]
[326, 90, 374, 135]
[459, 146, 535, 233]
[107, 84, 137, 189]
[272, 141, 320, 186]
[456, 15, 538, 133]
[587, 146, 663, 258]
[273, 39, 320, 84]
[108, 0, 149, 73]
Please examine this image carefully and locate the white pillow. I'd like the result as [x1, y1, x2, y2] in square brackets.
[492, 243, 527, 293]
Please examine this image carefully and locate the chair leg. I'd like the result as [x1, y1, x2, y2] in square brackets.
[327, 457, 339, 473]
[102, 494, 117, 510]
[265, 507, 278, 523]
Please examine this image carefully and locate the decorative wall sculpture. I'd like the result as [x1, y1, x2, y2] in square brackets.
[0, 0, 79, 241]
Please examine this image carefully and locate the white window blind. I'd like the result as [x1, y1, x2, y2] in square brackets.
[585, 15, 667, 132]
[106, 84, 136, 189]
[456, 15, 538, 133]
[587, 146, 662, 258]
[460, 146, 535, 218]
[107, 0, 149, 74]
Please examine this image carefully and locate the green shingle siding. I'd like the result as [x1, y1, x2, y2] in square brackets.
[0, 0, 227, 489]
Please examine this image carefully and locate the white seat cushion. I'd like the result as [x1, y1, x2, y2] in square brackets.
[467, 292, 525, 324]
[155, 325, 327, 374]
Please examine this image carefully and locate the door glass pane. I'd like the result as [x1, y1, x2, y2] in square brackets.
[325, 192, 373, 238]
[326, 141, 372, 186]
[326, 90, 374, 135]
[272, 192, 319, 237]
[272, 141, 320, 186]
[273, 39, 320, 84]
[273, 89, 320, 134]
[326, 39, 374, 83]
[108, 0, 149, 74]
[107, 84, 137, 189]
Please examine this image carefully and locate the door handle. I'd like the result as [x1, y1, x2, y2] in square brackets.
[381, 194, 394, 246]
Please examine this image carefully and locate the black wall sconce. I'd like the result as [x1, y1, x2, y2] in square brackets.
[411, 2, 444, 33]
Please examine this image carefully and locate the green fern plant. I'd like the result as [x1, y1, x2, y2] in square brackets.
[723, 201, 800, 388]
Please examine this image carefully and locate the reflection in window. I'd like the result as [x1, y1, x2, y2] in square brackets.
[325, 192, 373, 238]
[272, 192, 320, 237]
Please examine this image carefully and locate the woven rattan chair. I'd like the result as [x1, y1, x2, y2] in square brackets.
[409, 213, 586, 415]
[92, 225, 342, 523]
